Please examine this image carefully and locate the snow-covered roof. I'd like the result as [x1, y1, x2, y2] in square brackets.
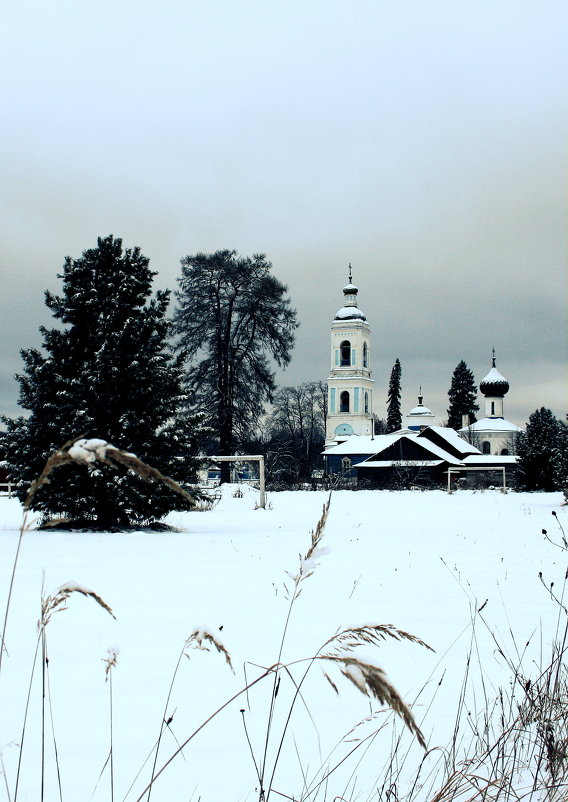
[463, 455, 518, 465]
[324, 434, 400, 455]
[481, 366, 508, 385]
[422, 426, 482, 455]
[358, 459, 444, 468]
[403, 438, 464, 466]
[459, 417, 522, 433]
[325, 427, 481, 464]
[334, 306, 367, 321]
[354, 433, 465, 467]
[408, 404, 434, 416]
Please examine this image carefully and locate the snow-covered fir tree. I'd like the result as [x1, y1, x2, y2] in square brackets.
[446, 360, 479, 429]
[516, 407, 563, 492]
[1, 235, 204, 529]
[386, 358, 402, 433]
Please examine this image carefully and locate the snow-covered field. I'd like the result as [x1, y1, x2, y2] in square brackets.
[0, 487, 565, 801]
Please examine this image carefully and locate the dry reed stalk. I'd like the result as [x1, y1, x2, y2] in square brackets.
[102, 648, 119, 802]
[184, 627, 234, 673]
[25, 437, 198, 514]
[2, 437, 195, 673]
[319, 655, 427, 750]
[322, 623, 434, 655]
[40, 582, 116, 629]
[261, 494, 332, 799]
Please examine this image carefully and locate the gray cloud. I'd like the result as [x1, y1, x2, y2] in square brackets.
[1, 0, 566, 427]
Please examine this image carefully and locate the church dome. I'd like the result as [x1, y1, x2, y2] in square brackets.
[409, 402, 432, 415]
[334, 305, 367, 321]
[408, 392, 434, 416]
[480, 354, 509, 397]
[334, 267, 367, 320]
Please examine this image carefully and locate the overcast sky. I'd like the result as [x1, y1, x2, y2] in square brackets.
[1, 0, 566, 428]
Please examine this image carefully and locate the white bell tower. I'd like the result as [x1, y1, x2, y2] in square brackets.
[326, 266, 374, 442]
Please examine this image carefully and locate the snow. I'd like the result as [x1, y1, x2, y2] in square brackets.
[460, 416, 523, 432]
[0, 487, 565, 801]
[324, 434, 400, 454]
[334, 306, 367, 320]
[426, 424, 481, 454]
[361, 459, 443, 467]
[408, 404, 433, 415]
[463, 454, 518, 465]
[67, 438, 111, 463]
[480, 366, 509, 386]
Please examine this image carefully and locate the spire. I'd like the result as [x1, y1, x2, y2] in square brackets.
[335, 265, 366, 320]
[492, 346, 496, 368]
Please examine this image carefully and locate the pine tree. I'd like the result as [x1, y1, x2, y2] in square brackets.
[446, 360, 479, 429]
[386, 358, 402, 433]
[554, 418, 568, 500]
[1, 235, 203, 529]
[172, 250, 297, 482]
[516, 407, 562, 491]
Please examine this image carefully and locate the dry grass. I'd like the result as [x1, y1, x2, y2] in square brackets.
[184, 626, 234, 673]
[40, 582, 116, 628]
[5, 440, 566, 801]
[24, 437, 198, 516]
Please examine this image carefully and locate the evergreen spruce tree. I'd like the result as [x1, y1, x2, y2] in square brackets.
[386, 358, 402, 433]
[554, 417, 568, 500]
[516, 407, 562, 491]
[446, 360, 479, 429]
[1, 235, 203, 529]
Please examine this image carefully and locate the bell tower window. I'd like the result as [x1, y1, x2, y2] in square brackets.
[364, 391, 369, 413]
[340, 340, 351, 366]
[340, 391, 350, 412]
[363, 342, 368, 368]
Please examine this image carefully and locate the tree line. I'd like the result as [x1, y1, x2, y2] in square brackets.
[0, 235, 565, 528]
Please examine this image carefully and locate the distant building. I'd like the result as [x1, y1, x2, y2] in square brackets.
[458, 351, 522, 455]
[323, 274, 522, 487]
[405, 390, 436, 431]
[325, 265, 374, 441]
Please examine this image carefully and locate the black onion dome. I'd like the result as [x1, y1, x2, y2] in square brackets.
[480, 361, 509, 396]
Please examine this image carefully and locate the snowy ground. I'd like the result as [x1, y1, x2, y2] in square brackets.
[0, 487, 565, 801]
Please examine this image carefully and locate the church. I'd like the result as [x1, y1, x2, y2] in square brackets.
[323, 272, 521, 488]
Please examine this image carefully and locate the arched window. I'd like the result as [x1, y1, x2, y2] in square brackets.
[482, 441, 491, 454]
[340, 391, 350, 412]
[342, 457, 352, 473]
[340, 340, 351, 366]
[364, 391, 369, 413]
[491, 401, 495, 415]
[501, 448, 509, 456]
[363, 342, 368, 368]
